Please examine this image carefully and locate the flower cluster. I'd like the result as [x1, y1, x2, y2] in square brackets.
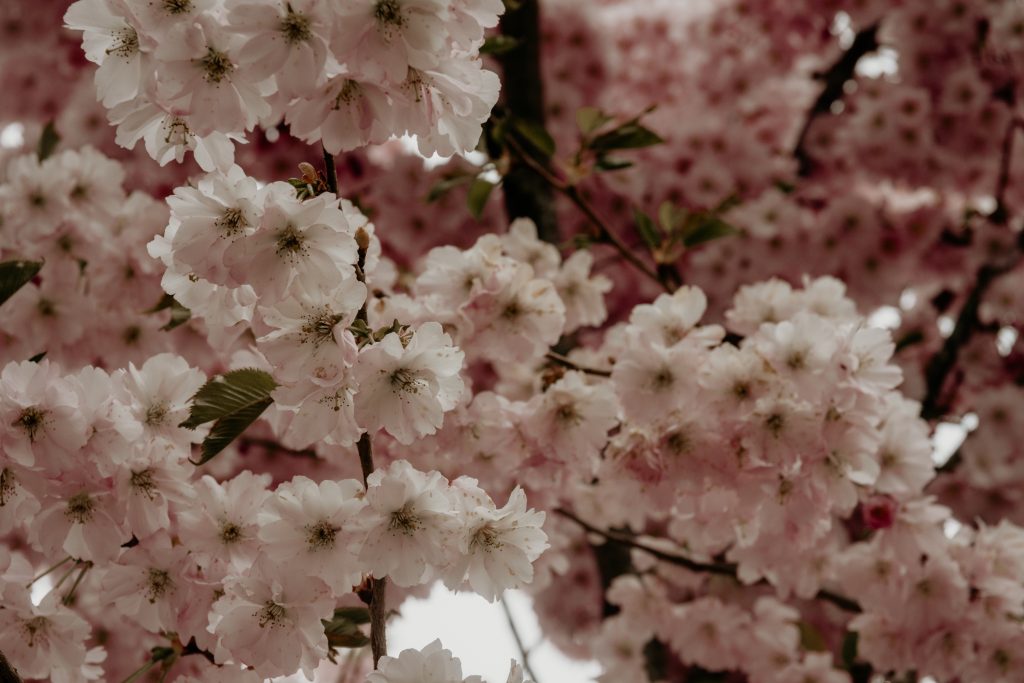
[0, 358, 547, 681]
[0, 147, 175, 370]
[63, 0, 502, 170]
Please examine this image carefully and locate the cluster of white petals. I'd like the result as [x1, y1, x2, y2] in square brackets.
[63, 0, 502, 169]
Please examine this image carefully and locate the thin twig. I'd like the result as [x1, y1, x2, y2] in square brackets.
[545, 351, 612, 377]
[62, 561, 92, 605]
[504, 134, 671, 292]
[557, 508, 861, 613]
[25, 555, 73, 587]
[500, 596, 542, 683]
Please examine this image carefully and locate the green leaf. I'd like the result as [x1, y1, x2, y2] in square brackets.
[798, 621, 827, 652]
[322, 607, 371, 649]
[633, 209, 661, 249]
[576, 106, 613, 136]
[480, 35, 520, 55]
[683, 216, 739, 247]
[161, 301, 191, 331]
[193, 396, 274, 465]
[181, 368, 278, 429]
[37, 121, 60, 162]
[512, 119, 556, 157]
[426, 174, 473, 203]
[181, 368, 278, 466]
[28, 351, 47, 363]
[0, 260, 43, 307]
[466, 177, 496, 220]
[145, 292, 192, 331]
[589, 122, 663, 153]
[841, 632, 859, 669]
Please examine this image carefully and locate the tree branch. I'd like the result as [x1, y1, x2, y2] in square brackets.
[557, 508, 861, 613]
[496, 0, 559, 243]
[920, 117, 1022, 420]
[793, 24, 880, 177]
[325, 146, 388, 668]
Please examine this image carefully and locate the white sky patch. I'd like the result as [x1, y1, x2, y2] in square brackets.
[932, 421, 968, 467]
[937, 315, 955, 338]
[899, 288, 918, 310]
[997, 326, 1018, 357]
[389, 583, 601, 683]
[867, 305, 901, 330]
[857, 48, 899, 78]
[1, 122, 26, 149]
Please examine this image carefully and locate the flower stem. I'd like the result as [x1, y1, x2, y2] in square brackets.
[326, 142, 388, 667]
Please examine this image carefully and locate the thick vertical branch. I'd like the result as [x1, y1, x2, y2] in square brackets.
[324, 148, 388, 667]
[497, 0, 559, 243]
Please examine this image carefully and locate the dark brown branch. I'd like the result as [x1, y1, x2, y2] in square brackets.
[793, 24, 880, 177]
[325, 145, 388, 668]
[0, 651, 22, 683]
[323, 147, 339, 197]
[557, 508, 861, 613]
[496, 0, 559, 243]
[920, 117, 1022, 420]
[546, 351, 612, 377]
[990, 117, 1022, 226]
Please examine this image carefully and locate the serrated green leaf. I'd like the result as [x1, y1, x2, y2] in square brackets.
[513, 119, 556, 157]
[589, 122, 663, 153]
[683, 216, 739, 247]
[426, 174, 473, 203]
[0, 260, 43, 307]
[634, 209, 661, 249]
[37, 121, 60, 162]
[192, 397, 274, 465]
[466, 177, 496, 219]
[576, 106, 613, 136]
[181, 368, 278, 429]
[480, 35, 520, 55]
